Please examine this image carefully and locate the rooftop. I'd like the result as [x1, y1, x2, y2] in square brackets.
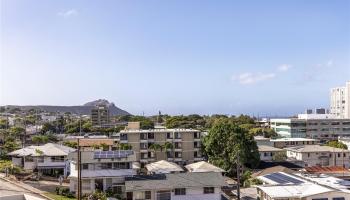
[8, 143, 75, 157]
[185, 161, 225, 173]
[258, 145, 284, 152]
[125, 172, 226, 191]
[285, 145, 350, 153]
[120, 128, 200, 133]
[304, 166, 350, 174]
[145, 160, 184, 174]
[270, 138, 318, 142]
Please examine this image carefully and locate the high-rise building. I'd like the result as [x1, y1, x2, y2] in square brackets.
[91, 105, 110, 127]
[330, 81, 350, 118]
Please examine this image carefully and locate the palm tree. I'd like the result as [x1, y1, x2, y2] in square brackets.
[163, 142, 173, 160]
[148, 143, 162, 160]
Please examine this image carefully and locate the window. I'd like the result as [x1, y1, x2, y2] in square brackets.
[120, 134, 128, 141]
[148, 133, 154, 139]
[174, 188, 186, 195]
[145, 191, 151, 199]
[175, 152, 182, 158]
[25, 156, 34, 162]
[37, 157, 44, 163]
[140, 133, 147, 140]
[82, 164, 89, 170]
[333, 198, 345, 200]
[312, 199, 328, 200]
[338, 153, 341, 158]
[140, 143, 148, 149]
[175, 142, 181, 149]
[174, 132, 181, 139]
[308, 153, 310, 157]
[203, 187, 214, 194]
[167, 132, 172, 139]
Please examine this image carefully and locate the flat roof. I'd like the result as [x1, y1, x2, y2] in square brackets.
[271, 138, 318, 142]
[125, 172, 226, 191]
[258, 145, 284, 152]
[285, 145, 350, 153]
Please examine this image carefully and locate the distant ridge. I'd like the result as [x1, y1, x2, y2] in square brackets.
[3, 99, 130, 116]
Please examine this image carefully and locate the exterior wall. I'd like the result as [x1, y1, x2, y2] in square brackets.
[257, 188, 350, 200]
[305, 191, 350, 200]
[270, 119, 306, 138]
[271, 118, 350, 140]
[330, 81, 350, 119]
[119, 129, 202, 166]
[128, 187, 222, 200]
[259, 151, 284, 161]
[171, 188, 221, 200]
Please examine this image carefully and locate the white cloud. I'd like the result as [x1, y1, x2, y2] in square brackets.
[277, 64, 292, 72]
[326, 59, 333, 67]
[232, 73, 276, 85]
[58, 9, 78, 18]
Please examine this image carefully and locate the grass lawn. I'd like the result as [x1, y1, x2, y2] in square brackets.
[44, 192, 75, 200]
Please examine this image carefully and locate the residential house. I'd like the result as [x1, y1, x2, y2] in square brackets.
[285, 145, 350, 167]
[258, 145, 285, 161]
[124, 172, 226, 200]
[8, 143, 75, 177]
[68, 150, 137, 196]
[257, 172, 350, 200]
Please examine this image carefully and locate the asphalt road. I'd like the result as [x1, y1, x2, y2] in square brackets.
[0, 178, 43, 198]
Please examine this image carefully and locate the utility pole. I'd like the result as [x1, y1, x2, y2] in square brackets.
[77, 138, 81, 200]
[236, 153, 240, 200]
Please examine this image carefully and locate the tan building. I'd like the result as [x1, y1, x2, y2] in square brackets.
[91, 105, 110, 127]
[118, 128, 203, 167]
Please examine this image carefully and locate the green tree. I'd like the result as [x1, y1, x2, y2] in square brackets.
[63, 141, 78, 149]
[32, 135, 49, 145]
[326, 141, 348, 149]
[272, 151, 287, 161]
[148, 143, 162, 160]
[248, 128, 277, 138]
[41, 122, 56, 133]
[9, 126, 25, 138]
[203, 119, 260, 177]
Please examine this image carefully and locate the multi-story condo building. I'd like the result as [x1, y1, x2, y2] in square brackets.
[8, 143, 75, 177]
[118, 128, 203, 167]
[271, 116, 350, 140]
[285, 145, 350, 168]
[68, 150, 137, 196]
[91, 105, 110, 127]
[330, 81, 350, 118]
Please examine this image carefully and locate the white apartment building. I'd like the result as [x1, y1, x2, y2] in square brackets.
[331, 81, 350, 118]
[270, 117, 350, 140]
[285, 145, 350, 168]
[8, 143, 75, 177]
[68, 150, 137, 196]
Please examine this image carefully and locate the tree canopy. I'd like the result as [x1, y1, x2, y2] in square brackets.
[203, 118, 260, 177]
[326, 141, 348, 149]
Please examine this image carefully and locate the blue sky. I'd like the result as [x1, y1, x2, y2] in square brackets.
[1, 0, 350, 116]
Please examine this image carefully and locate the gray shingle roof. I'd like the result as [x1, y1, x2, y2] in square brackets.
[125, 172, 226, 191]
